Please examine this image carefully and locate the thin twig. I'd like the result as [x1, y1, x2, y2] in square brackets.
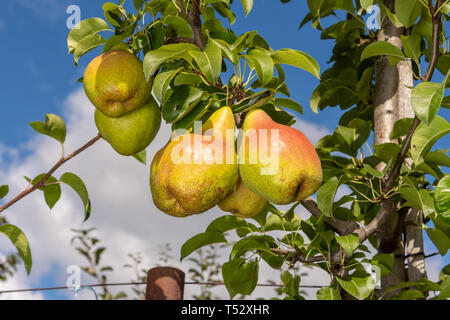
[0, 134, 102, 214]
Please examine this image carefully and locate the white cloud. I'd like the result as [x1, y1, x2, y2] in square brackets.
[0, 89, 332, 299]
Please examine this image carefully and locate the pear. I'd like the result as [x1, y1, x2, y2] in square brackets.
[238, 109, 322, 205]
[219, 176, 267, 218]
[84, 50, 152, 118]
[95, 96, 161, 156]
[150, 107, 238, 217]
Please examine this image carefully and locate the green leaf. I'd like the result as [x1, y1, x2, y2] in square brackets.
[394, 0, 421, 28]
[426, 228, 450, 255]
[143, 43, 199, 80]
[0, 185, 9, 199]
[411, 82, 445, 125]
[336, 274, 375, 300]
[74, 34, 107, 65]
[59, 172, 91, 221]
[230, 235, 274, 260]
[222, 258, 258, 296]
[317, 176, 340, 217]
[26, 174, 61, 210]
[271, 48, 320, 79]
[163, 15, 193, 38]
[399, 186, 435, 217]
[360, 41, 405, 62]
[132, 149, 146, 165]
[206, 215, 249, 233]
[245, 48, 274, 86]
[67, 17, 110, 54]
[435, 175, 450, 225]
[390, 289, 424, 300]
[30, 114, 66, 144]
[162, 86, 204, 123]
[190, 40, 222, 84]
[240, 0, 253, 16]
[401, 33, 421, 66]
[0, 224, 32, 274]
[411, 116, 450, 165]
[316, 286, 341, 300]
[371, 253, 394, 277]
[335, 234, 359, 256]
[153, 68, 183, 104]
[180, 231, 227, 260]
[442, 96, 450, 109]
[274, 98, 303, 114]
[260, 250, 285, 269]
[390, 118, 413, 140]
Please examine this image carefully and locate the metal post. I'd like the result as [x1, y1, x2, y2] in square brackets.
[145, 267, 185, 300]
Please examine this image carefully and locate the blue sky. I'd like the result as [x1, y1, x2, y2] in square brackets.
[0, 0, 448, 300]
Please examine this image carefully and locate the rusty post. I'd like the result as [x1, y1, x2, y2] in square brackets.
[145, 267, 185, 300]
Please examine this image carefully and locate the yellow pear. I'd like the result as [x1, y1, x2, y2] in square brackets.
[150, 107, 238, 217]
[84, 50, 152, 118]
[219, 176, 267, 218]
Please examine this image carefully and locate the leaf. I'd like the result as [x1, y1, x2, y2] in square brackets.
[426, 228, 450, 255]
[30, 114, 66, 144]
[260, 250, 285, 269]
[190, 40, 222, 84]
[371, 253, 394, 277]
[240, 0, 253, 16]
[274, 98, 303, 114]
[74, 34, 107, 65]
[180, 231, 227, 260]
[435, 175, 450, 225]
[336, 274, 375, 300]
[67, 17, 110, 54]
[0, 185, 9, 199]
[245, 48, 274, 86]
[59, 172, 91, 221]
[153, 68, 183, 104]
[26, 174, 61, 210]
[143, 43, 199, 80]
[411, 116, 450, 165]
[230, 235, 274, 260]
[206, 215, 249, 233]
[271, 48, 320, 79]
[390, 118, 413, 140]
[411, 81, 445, 125]
[401, 33, 421, 66]
[335, 234, 359, 256]
[132, 149, 147, 165]
[360, 41, 405, 62]
[0, 224, 32, 274]
[163, 15, 193, 38]
[162, 86, 204, 123]
[317, 176, 340, 217]
[390, 289, 424, 300]
[399, 186, 435, 217]
[316, 286, 341, 300]
[394, 0, 421, 28]
[222, 258, 258, 297]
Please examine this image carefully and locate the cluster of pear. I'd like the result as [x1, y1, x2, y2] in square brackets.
[150, 107, 323, 218]
[83, 47, 161, 156]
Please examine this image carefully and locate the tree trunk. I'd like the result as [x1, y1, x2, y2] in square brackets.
[373, 0, 407, 298]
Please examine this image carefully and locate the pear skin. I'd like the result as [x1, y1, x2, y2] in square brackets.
[84, 50, 152, 118]
[150, 107, 238, 217]
[95, 96, 161, 156]
[238, 109, 322, 205]
[219, 176, 267, 218]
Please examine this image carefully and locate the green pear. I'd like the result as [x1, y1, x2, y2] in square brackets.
[84, 50, 152, 118]
[238, 109, 322, 205]
[150, 107, 238, 217]
[95, 96, 161, 156]
[219, 176, 267, 218]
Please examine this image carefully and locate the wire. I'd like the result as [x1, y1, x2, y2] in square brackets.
[0, 281, 323, 295]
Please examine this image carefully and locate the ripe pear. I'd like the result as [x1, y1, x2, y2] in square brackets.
[238, 109, 322, 205]
[219, 176, 267, 218]
[150, 107, 238, 217]
[95, 96, 161, 156]
[84, 50, 152, 118]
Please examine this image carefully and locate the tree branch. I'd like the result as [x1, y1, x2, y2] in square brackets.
[0, 134, 102, 214]
[187, 0, 206, 50]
